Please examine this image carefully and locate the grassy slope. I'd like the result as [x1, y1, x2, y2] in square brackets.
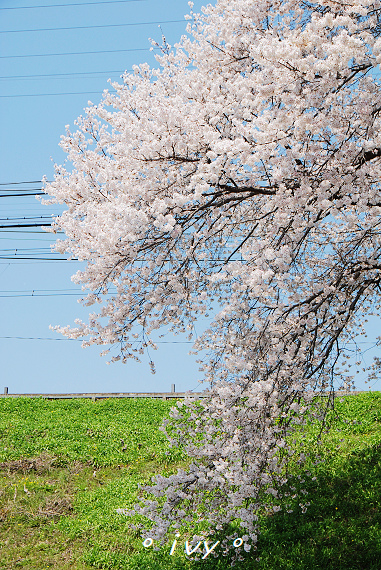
[0, 393, 380, 570]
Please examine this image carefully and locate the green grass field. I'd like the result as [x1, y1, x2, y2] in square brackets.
[0, 393, 380, 570]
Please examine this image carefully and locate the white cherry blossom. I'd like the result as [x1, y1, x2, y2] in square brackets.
[43, 0, 381, 559]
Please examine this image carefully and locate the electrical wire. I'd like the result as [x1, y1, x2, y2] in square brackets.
[0, 260, 71, 263]
[0, 335, 193, 342]
[0, 193, 45, 197]
[0, 291, 81, 296]
[0, 188, 44, 191]
[0, 256, 74, 260]
[0, 248, 56, 251]
[0, 188, 45, 196]
[0, 224, 53, 228]
[0, 70, 128, 80]
[0, 47, 157, 59]
[0, 335, 82, 340]
[0, 216, 55, 221]
[0, 19, 183, 34]
[0, 237, 53, 241]
[0, 230, 59, 234]
[0, 91, 113, 98]
[0, 335, 376, 348]
[0, 0, 147, 10]
[0, 288, 82, 292]
[0, 181, 47, 185]
[0, 252, 67, 256]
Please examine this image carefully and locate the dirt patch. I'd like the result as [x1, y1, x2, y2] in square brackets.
[38, 496, 73, 518]
[0, 453, 58, 474]
[69, 460, 89, 475]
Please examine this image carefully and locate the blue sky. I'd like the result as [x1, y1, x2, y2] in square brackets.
[0, 0, 379, 395]
[0, 0, 210, 395]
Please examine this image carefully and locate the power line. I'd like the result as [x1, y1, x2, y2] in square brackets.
[0, 216, 54, 220]
[0, 188, 43, 191]
[0, 334, 376, 347]
[0, 0, 147, 10]
[0, 212, 54, 216]
[0, 260, 70, 263]
[0, 91, 110, 98]
[0, 193, 45, 197]
[0, 291, 81, 296]
[0, 288, 81, 292]
[0, 188, 45, 196]
[0, 19, 183, 34]
[0, 181, 46, 185]
[0, 230, 59, 234]
[0, 47, 156, 60]
[0, 70, 128, 80]
[0, 335, 193, 342]
[0, 253, 71, 261]
[0, 256, 74, 260]
[0, 248, 56, 252]
[0, 223, 53, 228]
[0, 336, 82, 340]
[0, 246, 56, 251]
[0, 237, 54, 241]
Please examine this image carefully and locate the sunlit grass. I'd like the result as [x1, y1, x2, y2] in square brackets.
[0, 393, 380, 569]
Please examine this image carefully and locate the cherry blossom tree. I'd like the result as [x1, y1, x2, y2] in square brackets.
[44, 0, 381, 559]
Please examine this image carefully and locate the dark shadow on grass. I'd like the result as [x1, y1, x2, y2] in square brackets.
[252, 441, 381, 570]
[82, 443, 381, 569]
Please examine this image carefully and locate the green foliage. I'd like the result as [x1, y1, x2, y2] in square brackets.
[0, 394, 380, 569]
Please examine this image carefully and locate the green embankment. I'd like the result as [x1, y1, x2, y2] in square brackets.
[0, 393, 380, 569]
